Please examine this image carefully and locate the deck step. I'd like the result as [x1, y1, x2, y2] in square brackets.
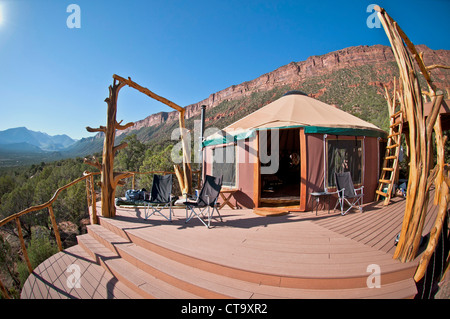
[97, 215, 418, 294]
[86, 224, 234, 298]
[84, 223, 417, 299]
[253, 207, 291, 216]
[20, 244, 143, 299]
[77, 233, 199, 299]
[22, 200, 425, 299]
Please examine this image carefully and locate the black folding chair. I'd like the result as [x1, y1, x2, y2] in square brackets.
[144, 174, 173, 222]
[184, 175, 223, 228]
[333, 171, 364, 215]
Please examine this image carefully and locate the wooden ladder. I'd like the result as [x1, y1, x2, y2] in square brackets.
[375, 110, 404, 205]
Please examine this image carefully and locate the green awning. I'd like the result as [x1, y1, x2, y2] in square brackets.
[202, 125, 387, 147]
[202, 130, 256, 147]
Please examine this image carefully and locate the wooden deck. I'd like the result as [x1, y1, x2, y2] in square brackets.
[21, 192, 440, 299]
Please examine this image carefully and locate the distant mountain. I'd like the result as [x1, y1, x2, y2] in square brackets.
[0, 142, 44, 153]
[0, 126, 108, 167]
[62, 135, 104, 158]
[0, 127, 77, 152]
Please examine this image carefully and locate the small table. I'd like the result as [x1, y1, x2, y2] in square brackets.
[310, 191, 333, 216]
[219, 189, 238, 209]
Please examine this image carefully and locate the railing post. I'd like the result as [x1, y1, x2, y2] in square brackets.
[90, 174, 98, 224]
[85, 178, 91, 215]
[16, 218, 33, 274]
[85, 174, 98, 225]
[48, 206, 63, 252]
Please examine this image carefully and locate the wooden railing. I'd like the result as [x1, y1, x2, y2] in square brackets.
[0, 171, 99, 299]
[0, 169, 201, 299]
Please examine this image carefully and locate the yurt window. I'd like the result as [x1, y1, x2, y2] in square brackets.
[211, 144, 237, 188]
[326, 138, 363, 188]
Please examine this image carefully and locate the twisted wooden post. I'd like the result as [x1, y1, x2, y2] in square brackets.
[48, 206, 63, 251]
[16, 218, 32, 274]
[375, 6, 449, 273]
[415, 167, 450, 281]
[84, 172, 98, 225]
[86, 78, 134, 218]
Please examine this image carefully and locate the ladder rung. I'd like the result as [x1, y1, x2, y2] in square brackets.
[392, 110, 402, 117]
[379, 179, 392, 184]
[376, 190, 388, 196]
[386, 144, 399, 149]
[388, 132, 401, 138]
[385, 156, 397, 160]
[390, 122, 402, 128]
[383, 167, 394, 171]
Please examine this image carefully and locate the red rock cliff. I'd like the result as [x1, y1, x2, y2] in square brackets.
[117, 44, 450, 136]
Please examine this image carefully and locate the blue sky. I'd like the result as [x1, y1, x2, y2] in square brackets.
[0, 0, 449, 140]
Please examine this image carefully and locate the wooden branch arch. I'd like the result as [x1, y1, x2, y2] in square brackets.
[85, 75, 193, 218]
[112, 74, 192, 197]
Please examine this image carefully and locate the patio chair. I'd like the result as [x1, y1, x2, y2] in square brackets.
[144, 174, 174, 222]
[333, 171, 364, 215]
[184, 175, 223, 228]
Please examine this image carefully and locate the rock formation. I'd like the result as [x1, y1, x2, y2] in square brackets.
[116, 44, 450, 136]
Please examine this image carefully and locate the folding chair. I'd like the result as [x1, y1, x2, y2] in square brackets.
[184, 175, 223, 228]
[144, 174, 173, 222]
[333, 171, 364, 215]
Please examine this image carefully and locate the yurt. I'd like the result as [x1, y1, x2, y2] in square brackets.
[202, 91, 388, 211]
